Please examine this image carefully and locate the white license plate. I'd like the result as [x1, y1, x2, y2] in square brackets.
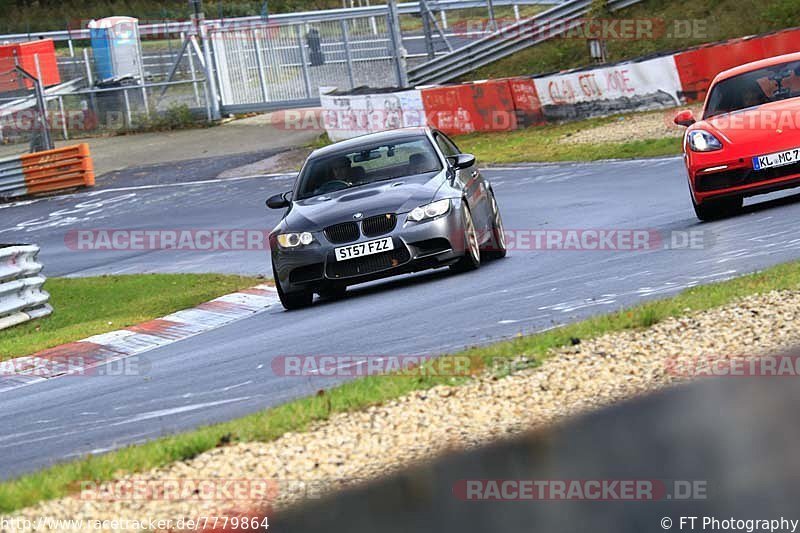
[753, 148, 800, 170]
[334, 237, 394, 261]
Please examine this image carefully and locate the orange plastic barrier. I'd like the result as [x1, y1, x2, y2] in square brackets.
[421, 79, 518, 135]
[19, 143, 95, 195]
[0, 39, 61, 92]
[674, 27, 800, 102]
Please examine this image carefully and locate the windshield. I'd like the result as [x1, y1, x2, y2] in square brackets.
[296, 136, 443, 200]
[704, 60, 800, 118]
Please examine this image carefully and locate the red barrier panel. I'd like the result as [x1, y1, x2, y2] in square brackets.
[674, 27, 800, 102]
[421, 79, 518, 135]
[504, 77, 545, 127]
[0, 39, 61, 92]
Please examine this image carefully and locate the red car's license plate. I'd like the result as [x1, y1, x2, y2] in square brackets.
[753, 148, 800, 170]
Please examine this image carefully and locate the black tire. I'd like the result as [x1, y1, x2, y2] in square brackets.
[692, 195, 743, 221]
[482, 190, 507, 260]
[318, 284, 347, 300]
[450, 203, 481, 273]
[273, 262, 313, 310]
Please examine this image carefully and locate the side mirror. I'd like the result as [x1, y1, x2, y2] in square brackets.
[447, 153, 476, 170]
[266, 191, 292, 209]
[674, 110, 696, 127]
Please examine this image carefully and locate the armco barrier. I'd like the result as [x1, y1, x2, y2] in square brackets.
[0, 245, 51, 331]
[674, 27, 800, 102]
[0, 143, 94, 200]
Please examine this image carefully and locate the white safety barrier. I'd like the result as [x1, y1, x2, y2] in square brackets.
[320, 88, 427, 142]
[0, 245, 51, 331]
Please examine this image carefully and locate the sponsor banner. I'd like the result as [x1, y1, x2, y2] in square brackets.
[320, 88, 427, 142]
[533, 55, 683, 119]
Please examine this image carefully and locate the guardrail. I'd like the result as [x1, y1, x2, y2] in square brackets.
[0, 245, 51, 331]
[0, 0, 561, 43]
[0, 143, 95, 200]
[408, 0, 643, 85]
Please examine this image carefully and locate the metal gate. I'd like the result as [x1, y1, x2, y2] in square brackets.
[210, 14, 404, 113]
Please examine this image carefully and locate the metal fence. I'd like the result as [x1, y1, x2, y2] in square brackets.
[211, 16, 401, 111]
[0, 39, 209, 147]
[0, 0, 560, 44]
[0, 0, 570, 147]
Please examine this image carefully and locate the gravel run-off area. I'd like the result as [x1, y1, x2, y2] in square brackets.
[558, 106, 703, 145]
[5, 288, 800, 531]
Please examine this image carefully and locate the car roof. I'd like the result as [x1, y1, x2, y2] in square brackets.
[310, 127, 433, 158]
[712, 51, 800, 84]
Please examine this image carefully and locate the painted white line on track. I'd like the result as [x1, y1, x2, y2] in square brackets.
[85, 173, 293, 195]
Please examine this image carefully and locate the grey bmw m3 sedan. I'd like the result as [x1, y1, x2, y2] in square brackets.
[266, 127, 506, 310]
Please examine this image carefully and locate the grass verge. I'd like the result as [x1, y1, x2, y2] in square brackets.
[4, 260, 800, 512]
[455, 114, 682, 164]
[300, 112, 683, 164]
[0, 274, 262, 362]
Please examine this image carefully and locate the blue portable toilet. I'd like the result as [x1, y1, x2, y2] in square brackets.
[88, 17, 143, 83]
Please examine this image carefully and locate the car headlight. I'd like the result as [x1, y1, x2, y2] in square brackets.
[688, 130, 723, 152]
[277, 232, 314, 248]
[407, 199, 451, 222]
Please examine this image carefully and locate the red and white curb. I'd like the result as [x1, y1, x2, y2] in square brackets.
[0, 284, 279, 393]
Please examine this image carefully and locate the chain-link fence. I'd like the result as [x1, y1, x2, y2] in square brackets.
[0, 56, 52, 150]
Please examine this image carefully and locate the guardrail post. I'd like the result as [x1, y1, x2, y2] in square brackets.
[58, 96, 68, 140]
[200, 23, 222, 120]
[386, 0, 408, 88]
[182, 31, 202, 106]
[487, 0, 497, 32]
[294, 24, 314, 99]
[420, 0, 435, 60]
[340, 20, 356, 89]
[252, 29, 271, 102]
[123, 89, 133, 128]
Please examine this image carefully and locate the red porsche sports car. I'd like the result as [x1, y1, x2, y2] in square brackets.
[675, 51, 800, 220]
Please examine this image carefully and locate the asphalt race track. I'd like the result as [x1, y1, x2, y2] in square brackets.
[4, 155, 800, 479]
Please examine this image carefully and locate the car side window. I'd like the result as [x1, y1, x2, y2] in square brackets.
[434, 133, 460, 157]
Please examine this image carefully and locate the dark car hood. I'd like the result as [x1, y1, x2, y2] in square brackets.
[283, 172, 446, 230]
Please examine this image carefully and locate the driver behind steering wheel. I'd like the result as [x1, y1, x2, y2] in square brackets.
[310, 155, 354, 195]
[330, 156, 353, 182]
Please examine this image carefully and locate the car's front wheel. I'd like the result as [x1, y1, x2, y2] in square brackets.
[482, 190, 507, 259]
[692, 195, 742, 221]
[450, 203, 481, 272]
[273, 262, 313, 310]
